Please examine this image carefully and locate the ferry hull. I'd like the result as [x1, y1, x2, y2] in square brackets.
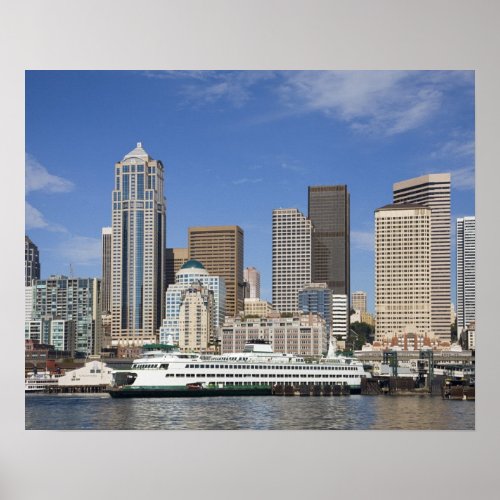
[108, 385, 273, 398]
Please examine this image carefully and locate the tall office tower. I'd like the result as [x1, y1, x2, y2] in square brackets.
[188, 226, 244, 317]
[308, 186, 350, 298]
[32, 275, 100, 355]
[457, 216, 476, 333]
[101, 227, 112, 314]
[165, 247, 189, 287]
[25, 235, 40, 286]
[243, 266, 261, 299]
[111, 143, 166, 347]
[178, 282, 215, 352]
[298, 283, 333, 339]
[351, 291, 367, 313]
[272, 208, 312, 313]
[393, 173, 451, 340]
[375, 204, 432, 342]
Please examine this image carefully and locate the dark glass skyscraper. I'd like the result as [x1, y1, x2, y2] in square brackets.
[111, 143, 166, 346]
[308, 185, 350, 297]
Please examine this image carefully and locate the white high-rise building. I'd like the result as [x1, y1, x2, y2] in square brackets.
[332, 294, 349, 340]
[457, 216, 476, 332]
[160, 260, 225, 344]
[25, 286, 34, 322]
[272, 208, 312, 313]
[393, 173, 451, 340]
[244, 267, 261, 299]
[375, 204, 432, 342]
[111, 143, 166, 347]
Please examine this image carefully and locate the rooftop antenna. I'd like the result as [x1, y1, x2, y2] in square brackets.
[69, 263, 74, 278]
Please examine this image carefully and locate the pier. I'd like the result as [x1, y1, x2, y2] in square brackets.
[272, 383, 351, 396]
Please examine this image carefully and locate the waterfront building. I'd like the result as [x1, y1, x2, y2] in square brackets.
[160, 260, 225, 344]
[111, 143, 166, 347]
[243, 298, 274, 317]
[165, 247, 189, 287]
[32, 275, 100, 355]
[298, 283, 333, 339]
[393, 173, 451, 340]
[178, 282, 215, 352]
[25, 319, 50, 345]
[101, 227, 112, 314]
[375, 204, 432, 342]
[332, 294, 349, 342]
[220, 313, 326, 357]
[351, 291, 367, 313]
[243, 266, 261, 299]
[272, 208, 312, 313]
[456, 216, 476, 333]
[188, 225, 244, 317]
[25, 235, 40, 286]
[308, 185, 350, 297]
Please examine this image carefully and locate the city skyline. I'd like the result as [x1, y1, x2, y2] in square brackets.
[25, 71, 475, 311]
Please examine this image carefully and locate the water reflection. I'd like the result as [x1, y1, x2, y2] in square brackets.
[25, 394, 475, 430]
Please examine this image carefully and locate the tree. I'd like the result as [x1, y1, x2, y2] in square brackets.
[348, 321, 374, 350]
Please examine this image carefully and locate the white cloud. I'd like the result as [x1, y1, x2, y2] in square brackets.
[431, 138, 475, 159]
[451, 166, 475, 191]
[56, 236, 101, 266]
[280, 161, 307, 173]
[278, 71, 459, 135]
[232, 177, 263, 185]
[144, 71, 277, 107]
[26, 153, 74, 194]
[25, 202, 66, 232]
[352, 230, 374, 252]
[25, 202, 49, 230]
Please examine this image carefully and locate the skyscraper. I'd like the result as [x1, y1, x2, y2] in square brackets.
[351, 291, 367, 313]
[308, 185, 350, 297]
[25, 235, 40, 286]
[243, 266, 261, 299]
[393, 173, 451, 340]
[457, 216, 476, 332]
[165, 247, 189, 288]
[111, 143, 166, 347]
[272, 208, 312, 313]
[188, 226, 243, 317]
[375, 204, 432, 342]
[101, 227, 112, 314]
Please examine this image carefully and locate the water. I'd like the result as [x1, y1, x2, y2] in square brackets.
[25, 394, 475, 430]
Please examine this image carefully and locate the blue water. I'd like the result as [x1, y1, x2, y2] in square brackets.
[25, 394, 475, 430]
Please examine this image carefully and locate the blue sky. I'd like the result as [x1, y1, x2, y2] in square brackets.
[25, 70, 475, 311]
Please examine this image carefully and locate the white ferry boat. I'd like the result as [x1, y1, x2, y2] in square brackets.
[25, 371, 60, 393]
[108, 338, 370, 398]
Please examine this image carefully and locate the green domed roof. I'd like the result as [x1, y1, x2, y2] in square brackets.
[180, 259, 205, 270]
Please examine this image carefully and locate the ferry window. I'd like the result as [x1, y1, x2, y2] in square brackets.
[210, 365, 214, 368]
[176, 374, 183, 377]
